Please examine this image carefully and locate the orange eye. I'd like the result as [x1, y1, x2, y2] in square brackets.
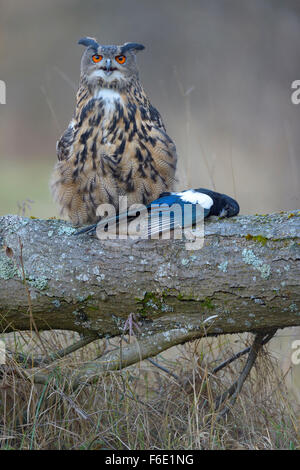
[92, 54, 103, 63]
[115, 55, 126, 64]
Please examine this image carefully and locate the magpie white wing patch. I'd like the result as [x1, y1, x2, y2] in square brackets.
[176, 190, 214, 209]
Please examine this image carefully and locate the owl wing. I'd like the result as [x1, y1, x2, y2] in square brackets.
[56, 120, 76, 161]
[139, 101, 177, 168]
[147, 104, 166, 132]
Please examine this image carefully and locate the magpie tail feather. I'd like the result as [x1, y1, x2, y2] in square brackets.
[74, 223, 98, 235]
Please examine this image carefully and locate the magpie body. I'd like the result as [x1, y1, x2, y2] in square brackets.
[75, 188, 239, 237]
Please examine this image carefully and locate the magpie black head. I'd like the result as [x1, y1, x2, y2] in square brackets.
[194, 188, 239, 218]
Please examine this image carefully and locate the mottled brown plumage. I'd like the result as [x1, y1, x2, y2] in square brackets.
[51, 38, 177, 226]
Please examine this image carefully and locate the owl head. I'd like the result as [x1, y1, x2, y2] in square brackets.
[78, 37, 145, 89]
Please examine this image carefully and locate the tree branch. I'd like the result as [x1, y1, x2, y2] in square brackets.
[0, 212, 299, 349]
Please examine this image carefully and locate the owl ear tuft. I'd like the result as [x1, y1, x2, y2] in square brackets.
[78, 37, 99, 50]
[121, 42, 145, 54]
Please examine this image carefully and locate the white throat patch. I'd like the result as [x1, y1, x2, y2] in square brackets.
[93, 89, 123, 143]
[94, 88, 123, 113]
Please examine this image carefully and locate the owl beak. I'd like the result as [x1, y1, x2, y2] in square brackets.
[104, 59, 113, 76]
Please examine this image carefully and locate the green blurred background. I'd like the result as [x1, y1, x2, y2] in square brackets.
[0, 0, 299, 218]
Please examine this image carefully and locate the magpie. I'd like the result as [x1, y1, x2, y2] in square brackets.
[75, 188, 239, 237]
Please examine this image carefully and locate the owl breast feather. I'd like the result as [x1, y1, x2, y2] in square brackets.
[52, 81, 177, 225]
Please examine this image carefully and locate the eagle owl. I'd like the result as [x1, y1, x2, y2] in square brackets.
[51, 37, 177, 226]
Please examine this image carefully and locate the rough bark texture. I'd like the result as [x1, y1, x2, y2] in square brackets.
[0, 212, 299, 346]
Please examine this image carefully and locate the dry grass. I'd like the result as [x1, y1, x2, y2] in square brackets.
[0, 330, 299, 450]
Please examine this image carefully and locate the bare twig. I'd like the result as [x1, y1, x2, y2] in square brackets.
[212, 330, 277, 374]
[214, 329, 278, 420]
[9, 334, 98, 368]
